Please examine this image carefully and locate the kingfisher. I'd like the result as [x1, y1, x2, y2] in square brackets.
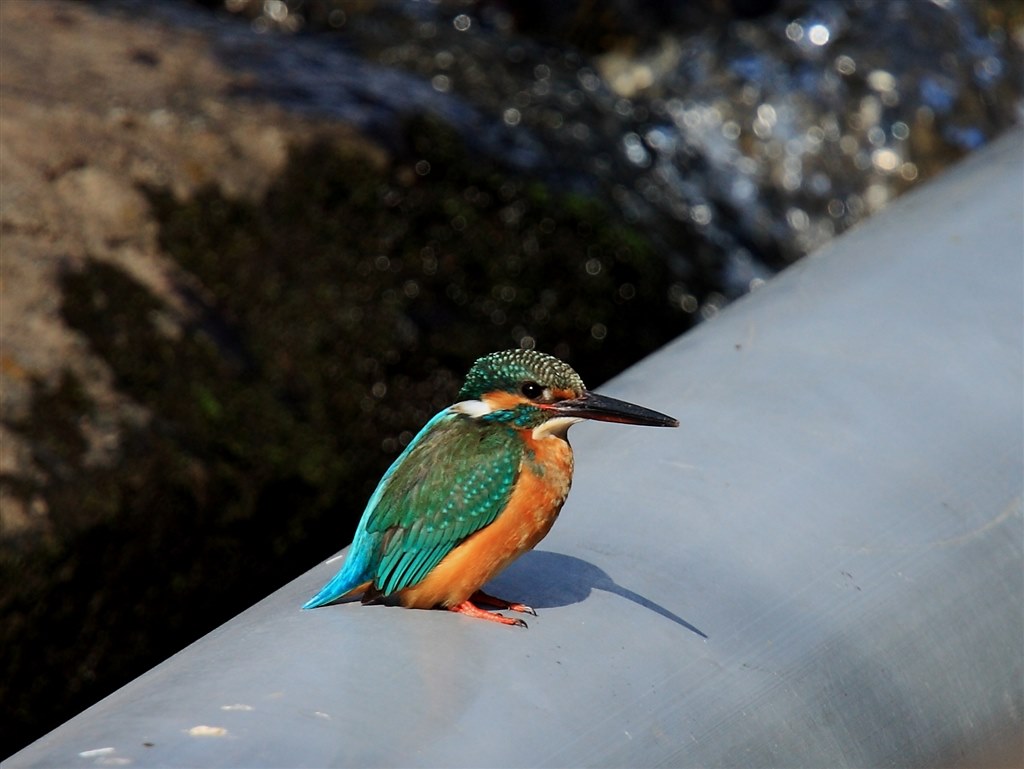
[303, 349, 678, 626]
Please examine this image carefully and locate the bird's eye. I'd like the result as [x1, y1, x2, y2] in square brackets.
[520, 381, 544, 400]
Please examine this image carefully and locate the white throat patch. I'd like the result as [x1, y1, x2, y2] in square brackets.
[532, 416, 582, 440]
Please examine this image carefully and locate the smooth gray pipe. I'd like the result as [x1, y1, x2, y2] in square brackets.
[8, 129, 1022, 768]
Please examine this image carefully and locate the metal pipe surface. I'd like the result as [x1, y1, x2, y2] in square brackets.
[8, 129, 1023, 768]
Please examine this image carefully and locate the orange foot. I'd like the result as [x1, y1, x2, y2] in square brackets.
[448, 598, 529, 628]
[470, 590, 537, 616]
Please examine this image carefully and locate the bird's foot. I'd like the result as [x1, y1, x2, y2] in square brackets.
[448, 599, 528, 628]
[470, 590, 537, 616]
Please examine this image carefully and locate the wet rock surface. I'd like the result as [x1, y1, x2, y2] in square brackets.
[0, 1, 376, 750]
[214, 0, 1023, 275]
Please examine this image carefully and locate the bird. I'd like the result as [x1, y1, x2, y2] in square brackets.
[303, 349, 678, 627]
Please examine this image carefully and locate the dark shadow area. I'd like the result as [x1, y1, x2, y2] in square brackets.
[490, 550, 708, 639]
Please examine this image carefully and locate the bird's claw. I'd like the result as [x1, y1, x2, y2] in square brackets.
[470, 590, 536, 616]
[449, 599, 529, 627]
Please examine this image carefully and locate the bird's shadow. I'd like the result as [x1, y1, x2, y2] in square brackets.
[487, 550, 708, 639]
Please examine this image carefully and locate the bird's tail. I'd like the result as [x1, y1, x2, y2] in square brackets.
[302, 549, 372, 609]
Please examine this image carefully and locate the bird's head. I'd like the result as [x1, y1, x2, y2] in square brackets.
[453, 349, 678, 438]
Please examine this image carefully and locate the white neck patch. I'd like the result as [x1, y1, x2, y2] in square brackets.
[450, 399, 492, 418]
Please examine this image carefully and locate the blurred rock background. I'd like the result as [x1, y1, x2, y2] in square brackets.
[1, 0, 1020, 756]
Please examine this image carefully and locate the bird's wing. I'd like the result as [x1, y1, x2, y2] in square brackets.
[363, 413, 523, 597]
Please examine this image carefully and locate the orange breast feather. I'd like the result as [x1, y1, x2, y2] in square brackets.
[397, 431, 574, 609]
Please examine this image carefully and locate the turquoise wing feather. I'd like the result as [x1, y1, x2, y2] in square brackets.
[303, 409, 522, 608]
[366, 413, 523, 596]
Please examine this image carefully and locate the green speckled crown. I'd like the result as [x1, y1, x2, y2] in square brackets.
[458, 350, 586, 400]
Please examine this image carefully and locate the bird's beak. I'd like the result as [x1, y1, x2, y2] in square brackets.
[551, 390, 679, 427]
